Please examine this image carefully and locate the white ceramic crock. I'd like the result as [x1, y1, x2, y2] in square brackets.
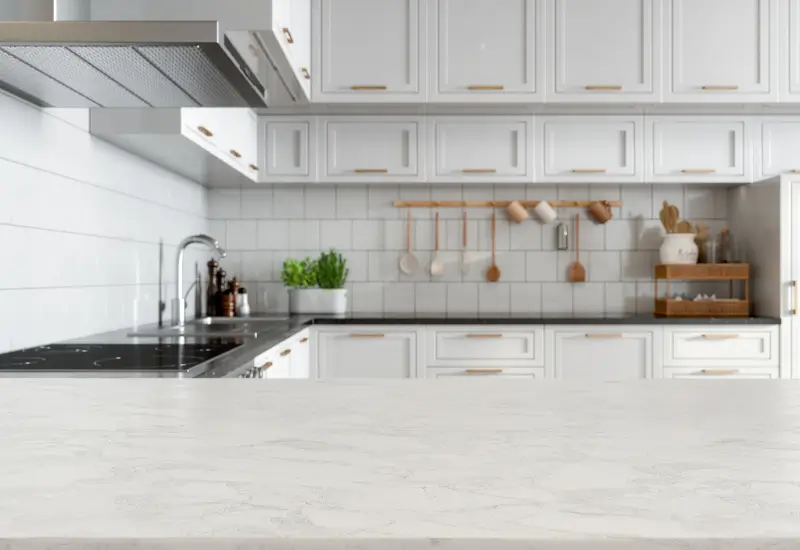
[659, 234, 699, 265]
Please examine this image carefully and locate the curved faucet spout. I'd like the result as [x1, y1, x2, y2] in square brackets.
[174, 234, 226, 327]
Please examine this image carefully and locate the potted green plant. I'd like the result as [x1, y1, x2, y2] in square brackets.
[281, 250, 349, 314]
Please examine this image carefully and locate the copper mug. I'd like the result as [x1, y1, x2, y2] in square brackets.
[506, 200, 530, 223]
[588, 201, 613, 224]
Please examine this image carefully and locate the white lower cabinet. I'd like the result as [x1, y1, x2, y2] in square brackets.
[250, 328, 311, 379]
[425, 326, 544, 367]
[545, 327, 658, 380]
[661, 326, 779, 369]
[316, 327, 420, 379]
[664, 367, 779, 379]
[425, 367, 545, 378]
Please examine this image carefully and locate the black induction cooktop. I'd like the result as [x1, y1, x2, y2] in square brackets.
[0, 343, 242, 371]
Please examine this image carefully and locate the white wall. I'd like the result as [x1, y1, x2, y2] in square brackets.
[0, 92, 208, 353]
[209, 183, 730, 316]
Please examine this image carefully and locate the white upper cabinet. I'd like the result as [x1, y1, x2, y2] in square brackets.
[536, 116, 644, 182]
[647, 117, 752, 183]
[270, 0, 312, 100]
[260, 117, 316, 182]
[313, 0, 425, 102]
[664, 0, 778, 102]
[429, 117, 534, 182]
[758, 119, 800, 177]
[547, 0, 659, 102]
[429, 0, 543, 102]
[780, 0, 800, 100]
[322, 117, 425, 182]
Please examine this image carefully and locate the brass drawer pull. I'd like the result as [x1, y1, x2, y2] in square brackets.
[465, 334, 503, 339]
[699, 369, 740, 375]
[354, 168, 389, 173]
[280, 349, 291, 357]
[467, 85, 504, 91]
[282, 27, 294, 44]
[350, 85, 388, 90]
[197, 126, 213, 137]
[701, 334, 740, 340]
[465, 369, 503, 374]
[249, 164, 259, 171]
[585, 333, 623, 339]
[792, 169, 800, 173]
[260, 361, 273, 370]
[584, 85, 623, 91]
[571, 169, 607, 173]
[461, 168, 497, 173]
[701, 85, 739, 90]
[681, 169, 716, 173]
[230, 150, 242, 158]
[349, 333, 385, 338]
[300, 337, 309, 343]
[301, 67, 310, 80]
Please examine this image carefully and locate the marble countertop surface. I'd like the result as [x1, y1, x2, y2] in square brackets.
[2, 380, 800, 549]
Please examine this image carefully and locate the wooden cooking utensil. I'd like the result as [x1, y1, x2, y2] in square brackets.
[461, 211, 470, 275]
[568, 214, 586, 283]
[676, 220, 693, 234]
[430, 212, 444, 276]
[399, 210, 419, 274]
[668, 204, 680, 233]
[659, 201, 670, 233]
[486, 211, 501, 282]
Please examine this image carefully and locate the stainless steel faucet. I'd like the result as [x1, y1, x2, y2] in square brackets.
[173, 234, 226, 327]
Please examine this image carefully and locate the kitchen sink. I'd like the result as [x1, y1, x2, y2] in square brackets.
[127, 316, 290, 338]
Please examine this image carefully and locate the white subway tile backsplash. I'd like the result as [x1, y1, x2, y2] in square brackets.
[652, 186, 685, 220]
[240, 189, 273, 219]
[208, 189, 241, 219]
[207, 184, 728, 317]
[226, 220, 257, 250]
[684, 188, 716, 219]
[319, 220, 353, 250]
[272, 187, 305, 219]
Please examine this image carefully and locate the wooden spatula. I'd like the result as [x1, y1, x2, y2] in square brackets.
[568, 214, 586, 283]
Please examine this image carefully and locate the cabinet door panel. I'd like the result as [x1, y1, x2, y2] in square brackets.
[324, 119, 422, 180]
[663, 327, 778, 367]
[549, 330, 653, 380]
[426, 367, 545, 378]
[759, 120, 800, 177]
[431, 118, 533, 182]
[317, 0, 423, 101]
[666, 0, 775, 101]
[432, 0, 539, 101]
[317, 330, 417, 379]
[667, 369, 777, 379]
[538, 117, 642, 181]
[550, 0, 656, 101]
[648, 118, 750, 182]
[262, 119, 314, 180]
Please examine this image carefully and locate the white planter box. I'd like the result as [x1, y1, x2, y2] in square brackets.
[288, 288, 348, 314]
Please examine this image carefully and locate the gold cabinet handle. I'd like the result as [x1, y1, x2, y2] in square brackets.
[571, 169, 607, 173]
[282, 27, 294, 44]
[197, 126, 213, 137]
[701, 85, 739, 90]
[467, 85, 504, 91]
[260, 361, 273, 370]
[301, 67, 310, 80]
[465, 334, 503, 339]
[701, 334, 740, 340]
[230, 150, 242, 158]
[465, 369, 503, 374]
[699, 369, 740, 375]
[585, 333, 623, 339]
[354, 169, 389, 174]
[461, 168, 497, 173]
[280, 349, 291, 356]
[249, 164, 259, 171]
[584, 85, 623, 91]
[300, 337, 309, 343]
[681, 169, 716, 173]
[349, 333, 385, 338]
[350, 85, 388, 90]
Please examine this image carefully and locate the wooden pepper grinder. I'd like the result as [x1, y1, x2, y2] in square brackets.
[229, 278, 240, 317]
[216, 268, 227, 316]
[206, 259, 219, 317]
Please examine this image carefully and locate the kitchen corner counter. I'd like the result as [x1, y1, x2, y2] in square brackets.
[305, 313, 782, 325]
[1, 381, 799, 548]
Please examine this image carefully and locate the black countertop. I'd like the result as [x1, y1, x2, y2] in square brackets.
[305, 313, 782, 325]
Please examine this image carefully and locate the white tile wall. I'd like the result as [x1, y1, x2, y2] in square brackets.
[210, 183, 729, 316]
[0, 92, 207, 353]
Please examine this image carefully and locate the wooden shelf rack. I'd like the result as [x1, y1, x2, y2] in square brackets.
[654, 264, 750, 318]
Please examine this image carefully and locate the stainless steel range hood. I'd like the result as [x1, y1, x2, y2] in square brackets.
[0, 21, 268, 108]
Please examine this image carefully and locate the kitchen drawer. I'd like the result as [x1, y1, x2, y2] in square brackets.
[662, 326, 779, 368]
[317, 328, 419, 379]
[426, 367, 546, 379]
[321, 117, 424, 181]
[665, 367, 778, 379]
[426, 327, 544, 366]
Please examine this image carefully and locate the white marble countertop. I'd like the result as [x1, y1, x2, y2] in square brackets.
[2, 380, 800, 549]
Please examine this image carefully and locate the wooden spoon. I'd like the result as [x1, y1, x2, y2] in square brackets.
[668, 204, 680, 233]
[659, 201, 670, 233]
[568, 214, 586, 283]
[461, 211, 470, 275]
[430, 212, 444, 276]
[398, 210, 419, 274]
[486, 211, 501, 282]
[676, 220, 693, 234]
